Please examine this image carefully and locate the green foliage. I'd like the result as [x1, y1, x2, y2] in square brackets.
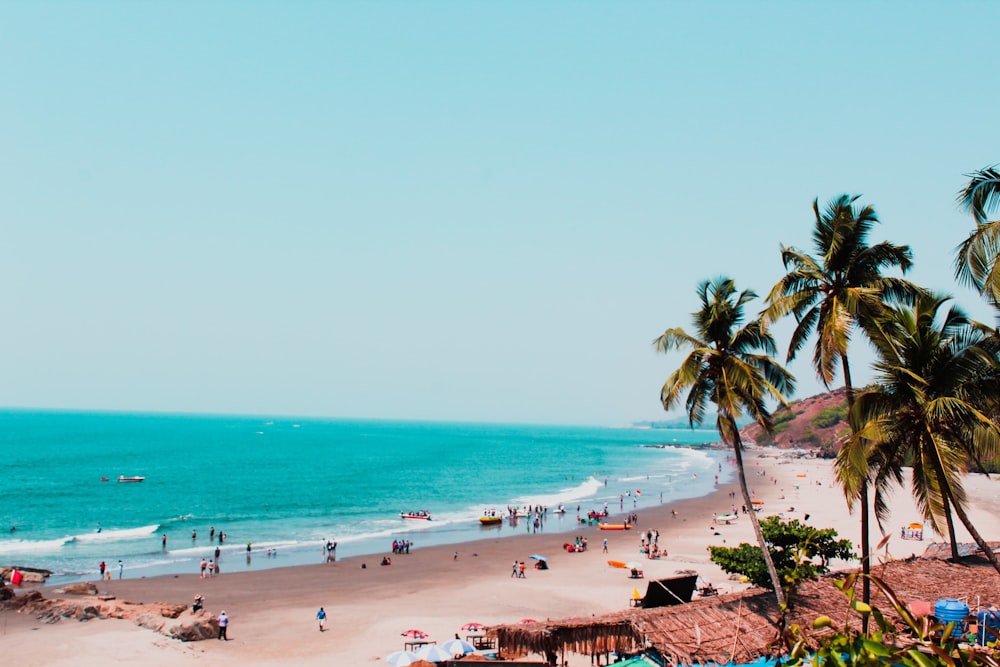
[773, 410, 796, 426]
[812, 403, 848, 429]
[781, 574, 999, 667]
[708, 517, 854, 591]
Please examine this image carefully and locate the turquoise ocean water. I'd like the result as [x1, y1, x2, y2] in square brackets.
[0, 410, 726, 584]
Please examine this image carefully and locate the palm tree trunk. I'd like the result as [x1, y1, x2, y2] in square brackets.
[841, 358, 871, 617]
[941, 493, 960, 560]
[731, 429, 787, 607]
[930, 455, 1000, 574]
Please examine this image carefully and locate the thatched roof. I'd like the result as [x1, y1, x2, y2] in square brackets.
[489, 557, 1000, 665]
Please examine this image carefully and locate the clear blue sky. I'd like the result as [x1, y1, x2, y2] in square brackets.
[1, 2, 997, 425]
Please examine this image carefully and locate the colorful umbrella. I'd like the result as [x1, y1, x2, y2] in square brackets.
[461, 622, 484, 632]
[519, 618, 536, 624]
[401, 629, 428, 639]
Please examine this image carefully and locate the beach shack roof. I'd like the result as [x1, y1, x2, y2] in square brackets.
[488, 557, 1000, 665]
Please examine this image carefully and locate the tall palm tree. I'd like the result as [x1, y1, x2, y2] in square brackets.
[839, 293, 1000, 573]
[956, 165, 1000, 306]
[655, 277, 795, 606]
[763, 194, 919, 611]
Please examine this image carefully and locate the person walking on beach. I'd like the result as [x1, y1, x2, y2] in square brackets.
[602, 538, 608, 553]
[316, 607, 326, 632]
[511, 560, 518, 577]
[200, 559, 207, 578]
[217, 611, 229, 640]
[99, 561, 106, 578]
[118, 560, 123, 579]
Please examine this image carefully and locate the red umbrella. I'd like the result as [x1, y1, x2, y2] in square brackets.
[460, 622, 484, 632]
[401, 629, 428, 639]
[518, 618, 536, 624]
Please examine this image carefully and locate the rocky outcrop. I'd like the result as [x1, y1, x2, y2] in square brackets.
[1, 566, 52, 584]
[0, 591, 217, 641]
[58, 582, 99, 596]
[740, 388, 849, 457]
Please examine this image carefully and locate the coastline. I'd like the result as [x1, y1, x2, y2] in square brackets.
[5, 448, 1000, 666]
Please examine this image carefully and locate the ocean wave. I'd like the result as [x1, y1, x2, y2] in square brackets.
[0, 537, 69, 556]
[511, 476, 603, 507]
[69, 524, 160, 544]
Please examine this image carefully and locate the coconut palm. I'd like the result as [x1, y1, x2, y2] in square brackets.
[839, 293, 1000, 573]
[655, 277, 795, 606]
[763, 194, 919, 611]
[956, 165, 1000, 306]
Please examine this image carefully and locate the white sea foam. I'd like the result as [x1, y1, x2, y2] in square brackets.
[70, 524, 160, 544]
[0, 537, 69, 556]
[511, 476, 603, 507]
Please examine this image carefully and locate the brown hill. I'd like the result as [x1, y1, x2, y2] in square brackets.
[740, 388, 849, 457]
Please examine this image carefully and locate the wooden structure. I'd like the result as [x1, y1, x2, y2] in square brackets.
[489, 555, 1000, 665]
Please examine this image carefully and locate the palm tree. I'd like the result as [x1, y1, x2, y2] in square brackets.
[956, 165, 1000, 306]
[839, 293, 1000, 573]
[763, 194, 919, 611]
[654, 277, 795, 606]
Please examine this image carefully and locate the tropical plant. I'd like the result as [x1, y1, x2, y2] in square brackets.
[764, 194, 919, 612]
[838, 293, 1000, 573]
[654, 277, 795, 606]
[708, 517, 853, 594]
[956, 165, 1000, 306]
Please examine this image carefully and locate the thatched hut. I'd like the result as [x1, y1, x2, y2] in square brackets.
[489, 554, 1000, 665]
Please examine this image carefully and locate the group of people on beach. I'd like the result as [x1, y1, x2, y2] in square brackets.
[391, 539, 412, 554]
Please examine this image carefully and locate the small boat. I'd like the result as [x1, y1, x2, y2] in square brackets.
[400, 511, 432, 520]
[117, 475, 145, 483]
[598, 523, 632, 531]
[714, 513, 738, 525]
[479, 516, 502, 525]
[551, 506, 566, 514]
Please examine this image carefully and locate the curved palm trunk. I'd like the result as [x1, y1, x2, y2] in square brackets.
[731, 429, 786, 608]
[841, 359, 871, 617]
[930, 454, 1000, 574]
[941, 493, 960, 559]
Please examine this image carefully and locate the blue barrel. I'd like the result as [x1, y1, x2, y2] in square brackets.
[935, 598, 969, 638]
[978, 609, 1000, 646]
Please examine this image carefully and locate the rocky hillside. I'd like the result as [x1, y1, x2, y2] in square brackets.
[740, 388, 849, 457]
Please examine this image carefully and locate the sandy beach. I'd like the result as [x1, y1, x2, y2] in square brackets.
[5, 449, 1000, 667]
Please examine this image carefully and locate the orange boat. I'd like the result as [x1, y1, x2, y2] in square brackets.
[598, 523, 632, 531]
[479, 516, 502, 525]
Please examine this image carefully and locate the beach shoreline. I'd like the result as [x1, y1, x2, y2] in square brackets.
[5, 448, 1000, 667]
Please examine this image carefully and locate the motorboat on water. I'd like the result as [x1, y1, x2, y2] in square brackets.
[400, 510, 432, 520]
[117, 475, 145, 483]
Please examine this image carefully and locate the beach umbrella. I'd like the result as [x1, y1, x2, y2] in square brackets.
[625, 561, 642, 570]
[442, 638, 476, 655]
[460, 622, 484, 632]
[528, 554, 547, 561]
[632, 586, 642, 600]
[386, 650, 420, 666]
[518, 618, 536, 624]
[415, 643, 454, 662]
[401, 629, 429, 639]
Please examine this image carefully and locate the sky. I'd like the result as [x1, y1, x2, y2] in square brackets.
[1, 2, 998, 426]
